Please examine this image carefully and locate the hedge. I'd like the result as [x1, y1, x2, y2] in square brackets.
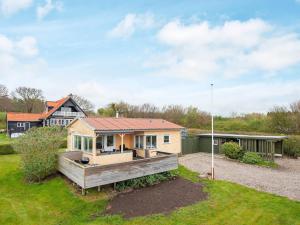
[0, 143, 15, 155]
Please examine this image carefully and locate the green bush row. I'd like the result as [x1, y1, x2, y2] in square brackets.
[221, 142, 277, 167]
[115, 171, 177, 191]
[0, 143, 15, 155]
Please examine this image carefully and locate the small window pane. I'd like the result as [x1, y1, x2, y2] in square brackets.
[164, 135, 170, 143]
[107, 135, 114, 147]
[96, 136, 103, 149]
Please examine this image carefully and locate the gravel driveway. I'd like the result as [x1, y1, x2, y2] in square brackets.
[179, 153, 300, 201]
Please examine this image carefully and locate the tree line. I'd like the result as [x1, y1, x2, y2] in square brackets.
[1, 83, 299, 134]
[97, 102, 211, 128]
[0, 84, 94, 114]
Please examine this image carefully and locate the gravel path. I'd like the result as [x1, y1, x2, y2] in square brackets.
[179, 153, 300, 201]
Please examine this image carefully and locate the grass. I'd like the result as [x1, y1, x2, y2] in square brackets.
[0, 155, 299, 225]
[0, 133, 11, 144]
[0, 112, 6, 130]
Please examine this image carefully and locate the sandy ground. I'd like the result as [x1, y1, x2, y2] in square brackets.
[179, 153, 300, 201]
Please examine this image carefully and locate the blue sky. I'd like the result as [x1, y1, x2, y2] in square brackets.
[0, 0, 300, 115]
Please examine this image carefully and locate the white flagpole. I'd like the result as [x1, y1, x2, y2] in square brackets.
[211, 83, 215, 180]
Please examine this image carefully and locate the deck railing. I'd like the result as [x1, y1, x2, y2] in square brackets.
[57, 151, 178, 194]
[52, 111, 85, 117]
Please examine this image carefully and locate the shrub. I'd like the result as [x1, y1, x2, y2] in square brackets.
[0, 143, 15, 155]
[242, 152, 263, 164]
[283, 136, 300, 158]
[13, 126, 66, 182]
[221, 142, 244, 159]
[115, 171, 177, 191]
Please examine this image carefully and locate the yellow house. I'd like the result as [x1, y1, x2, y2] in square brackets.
[66, 117, 184, 166]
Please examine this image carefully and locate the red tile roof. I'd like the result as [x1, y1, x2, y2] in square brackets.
[82, 117, 184, 131]
[42, 96, 70, 118]
[7, 112, 43, 122]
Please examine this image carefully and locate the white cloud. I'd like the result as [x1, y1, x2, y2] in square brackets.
[145, 19, 300, 80]
[37, 0, 62, 20]
[109, 13, 155, 38]
[0, 0, 32, 16]
[0, 34, 41, 79]
[16, 36, 39, 57]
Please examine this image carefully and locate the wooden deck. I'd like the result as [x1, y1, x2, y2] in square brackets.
[57, 151, 178, 192]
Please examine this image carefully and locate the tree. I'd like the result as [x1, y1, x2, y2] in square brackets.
[13, 126, 66, 182]
[12, 87, 44, 113]
[268, 106, 295, 134]
[72, 94, 94, 113]
[0, 84, 14, 112]
[0, 84, 8, 97]
[290, 100, 300, 133]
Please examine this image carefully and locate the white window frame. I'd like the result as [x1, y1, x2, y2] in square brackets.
[17, 122, 25, 128]
[163, 134, 171, 144]
[134, 135, 144, 149]
[145, 135, 157, 149]
[82, 136, 93, 153]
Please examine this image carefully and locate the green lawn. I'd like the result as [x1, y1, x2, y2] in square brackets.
[0, 155, 299, 225]
[0, 133, 10, 144]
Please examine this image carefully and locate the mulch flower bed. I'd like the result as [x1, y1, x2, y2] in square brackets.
[105, 177, 207, 218]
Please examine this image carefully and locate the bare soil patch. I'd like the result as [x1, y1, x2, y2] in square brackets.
[105, 177, 207, 218]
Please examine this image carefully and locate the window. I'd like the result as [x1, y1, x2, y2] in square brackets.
[213, 139, 219, 145]
[96, 136, 103, 149]
[135, 135, 144, 149]
[17, 122, 25, 128]
[74, 135, 81, 150]
[83, 136, 93, 153]
[61, 107, 72, 112]
[106, 135, 114, 147]
[146, 135, 157, 149]
[163, 135, 170, 144]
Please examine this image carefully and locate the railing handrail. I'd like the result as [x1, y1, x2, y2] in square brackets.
[53, 111, 85, 117]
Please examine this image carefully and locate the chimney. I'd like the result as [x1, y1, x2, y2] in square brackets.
[116, 111, 119, 118]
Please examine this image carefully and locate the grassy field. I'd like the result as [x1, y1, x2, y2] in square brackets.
[0, 155, 299, 225]
[0, 133, 10, 144]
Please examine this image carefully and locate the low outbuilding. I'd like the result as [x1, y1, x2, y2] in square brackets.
[197, 133, 287, 160]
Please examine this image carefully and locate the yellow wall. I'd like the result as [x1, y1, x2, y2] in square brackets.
[143, 130, 182, 154]
[115, 134, 134, 150]
[82, 151, 133, 165]
[67, 119, 96, 151]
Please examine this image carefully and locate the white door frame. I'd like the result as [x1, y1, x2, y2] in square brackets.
[104, 135, 115, 152]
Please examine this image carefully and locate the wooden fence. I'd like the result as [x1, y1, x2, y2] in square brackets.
[181, 137, 201, 155]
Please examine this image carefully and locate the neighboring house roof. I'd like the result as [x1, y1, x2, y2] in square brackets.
[79, 117, 184, 132]
[42, 96, 70, 119]
[7, 112, 43, 122]
[198, 133, 287, 140]
[46, 101, 57, 107]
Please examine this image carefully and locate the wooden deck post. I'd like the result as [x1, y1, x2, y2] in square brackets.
[82, 188, 86, 196]
[98, 186, 101, 192]
[119, 134, 125, 153]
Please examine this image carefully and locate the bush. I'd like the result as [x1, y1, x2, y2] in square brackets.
[115, 171, 177, 191]
[242, 152, 263, 164]
[0, 143, 15, 155]
[13, 126, 66, 182]
[283, 136, 300, 158]
[221, 142, 244, 159]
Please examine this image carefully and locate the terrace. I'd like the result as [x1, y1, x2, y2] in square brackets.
[57, 150, 178, 195]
